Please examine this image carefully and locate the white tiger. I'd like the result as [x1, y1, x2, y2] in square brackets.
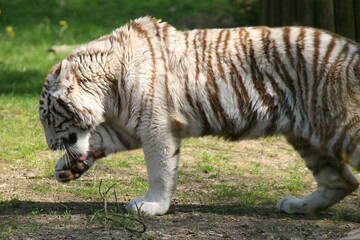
[39, 17, 360, 216]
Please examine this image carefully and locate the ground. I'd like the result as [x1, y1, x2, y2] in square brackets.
[1, 0, 359, 239]
[1, 137, 359, 239]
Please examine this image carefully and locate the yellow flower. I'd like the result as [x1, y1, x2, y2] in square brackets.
[5, 26, 15, 37]
[6, 26, 13, 33]
[0, 9, 2, 15]
[59, 20, 67, 26]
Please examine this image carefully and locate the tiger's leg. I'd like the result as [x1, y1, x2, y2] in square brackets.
[126, 130, 181, 216]
[276, 136, 359, 214]
[54, 122, 140, 182]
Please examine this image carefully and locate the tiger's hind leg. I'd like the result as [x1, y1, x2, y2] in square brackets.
[276, 136, 359, 214]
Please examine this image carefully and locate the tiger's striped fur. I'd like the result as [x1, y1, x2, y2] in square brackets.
[40, 17, 360, 216]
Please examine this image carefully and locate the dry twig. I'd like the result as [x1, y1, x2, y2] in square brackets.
[90, 180, 147, 233]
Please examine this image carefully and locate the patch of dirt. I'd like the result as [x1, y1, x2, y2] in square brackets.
[1, 138, 359, 239]
[1, 200, 358, 240]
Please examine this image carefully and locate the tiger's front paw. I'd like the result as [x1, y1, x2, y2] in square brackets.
[53, 149, 103, 182]
[126, 197, 169, 216]
[276, 195, 303, 214]
[54, 156, 91, 182]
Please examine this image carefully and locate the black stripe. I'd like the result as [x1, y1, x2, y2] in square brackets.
[196, 98, 212, 135]
[108, 125, 132, 150]
[101, 124, 116, 144]
[171, 148, 180, 158]
[249, 34, 274, 109]
[94, 131, 104, 149]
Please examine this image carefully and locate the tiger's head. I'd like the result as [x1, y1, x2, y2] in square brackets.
[39, 58, 104, 162]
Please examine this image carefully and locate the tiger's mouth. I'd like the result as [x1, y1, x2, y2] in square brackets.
[65, 146, 103, 161]
[66, 149, 92, 161]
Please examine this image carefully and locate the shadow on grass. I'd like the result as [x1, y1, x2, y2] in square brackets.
[170, 204, 348, 221]
[0, 69, 44, 96]
[1, 199, 358, 223]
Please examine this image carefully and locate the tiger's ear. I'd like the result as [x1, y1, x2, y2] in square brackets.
[58, 59, 75, 88]
[49, 62, 62, 76]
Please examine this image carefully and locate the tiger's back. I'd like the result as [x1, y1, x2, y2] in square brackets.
[173, 26, 360, 155]
[40, 17, 360, 216]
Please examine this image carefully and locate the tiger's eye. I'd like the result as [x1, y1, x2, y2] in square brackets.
[67, 132, 77, 145]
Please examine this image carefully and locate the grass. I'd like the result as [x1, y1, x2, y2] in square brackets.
[0, 0, 359, 239]
[0, 0, 257, 167]
[0, 0, 235, 184]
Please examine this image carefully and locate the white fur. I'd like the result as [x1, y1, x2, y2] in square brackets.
[40, 17, 360, 216]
